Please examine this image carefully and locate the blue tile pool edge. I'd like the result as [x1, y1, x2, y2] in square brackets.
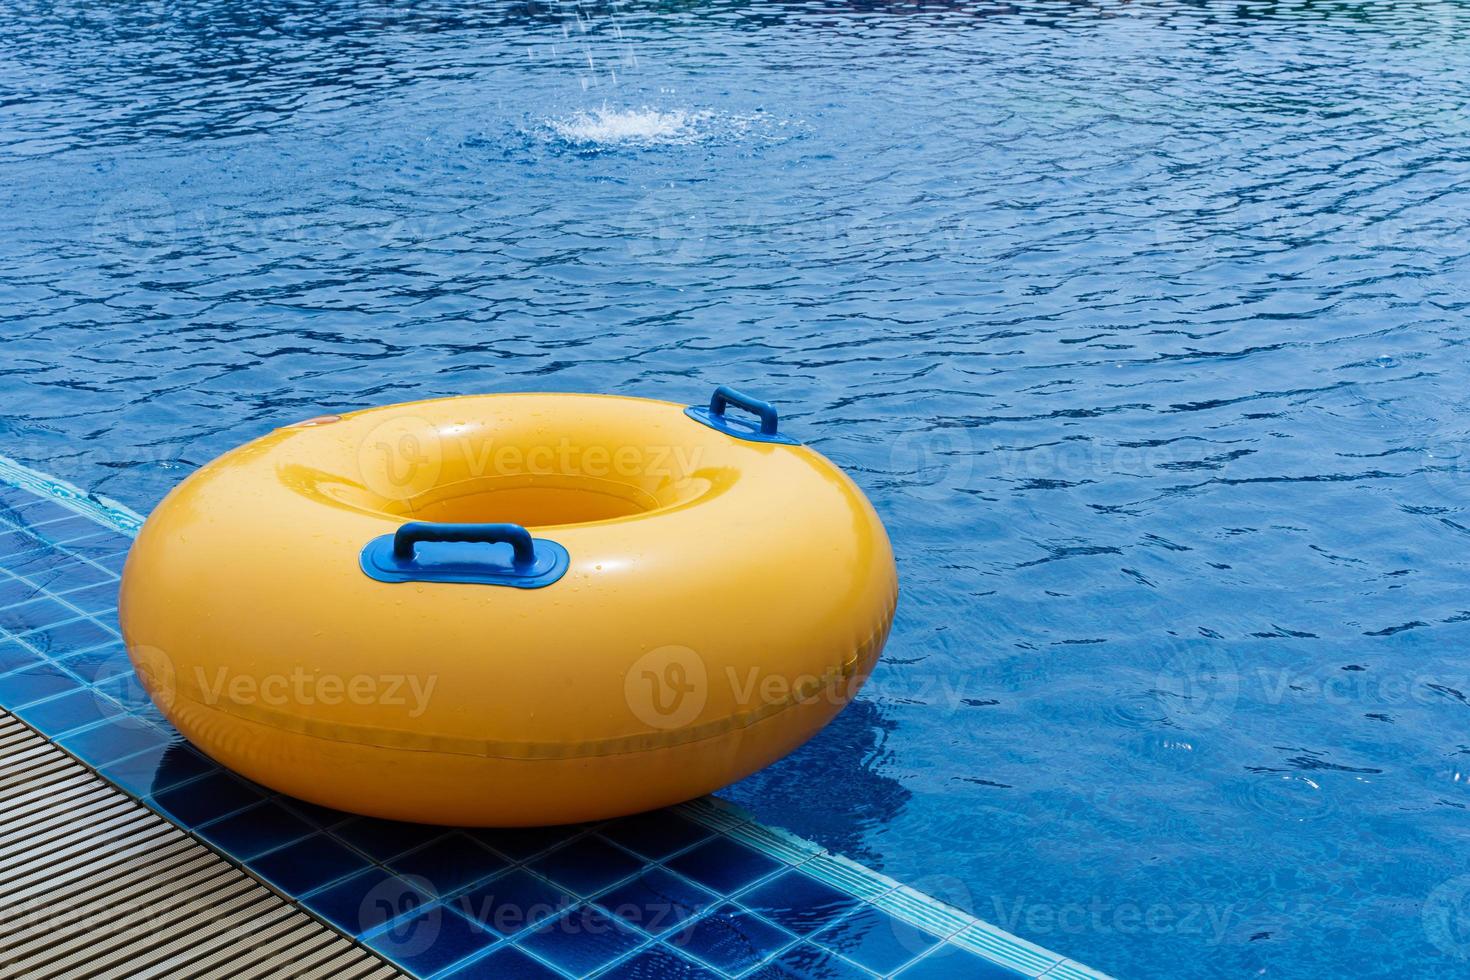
[0, 453, 144, 536]
[0, 450, 1114, 980]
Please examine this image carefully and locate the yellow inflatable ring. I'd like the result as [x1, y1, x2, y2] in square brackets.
[120, 388, 897, 826]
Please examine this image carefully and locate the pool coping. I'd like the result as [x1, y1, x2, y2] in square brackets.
[0, 449, 1114, 980]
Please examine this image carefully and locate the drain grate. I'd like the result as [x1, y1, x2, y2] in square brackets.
[0, 709, 405, 980]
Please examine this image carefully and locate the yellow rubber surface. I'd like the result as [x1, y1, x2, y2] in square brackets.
[120, 393, 897, 826]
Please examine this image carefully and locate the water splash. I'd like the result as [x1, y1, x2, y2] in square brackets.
[542, 105, 797, 150]
[548, 105, 710, 146]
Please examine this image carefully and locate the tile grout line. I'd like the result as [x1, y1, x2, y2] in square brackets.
[0, 450, 1116, 980]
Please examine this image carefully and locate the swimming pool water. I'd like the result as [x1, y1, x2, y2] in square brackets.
[4, 1, 1470, 976]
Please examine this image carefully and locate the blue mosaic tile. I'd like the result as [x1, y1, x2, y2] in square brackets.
[61, 530, 133, 556]
[441, 945, 562, 980]
[520, 903, 645, 976]
[1, 548, 66, 576]
[58, 580, 119, 614]
[196, 801, 318, 861]
[0, 660, 82, 706]
[26, 558, 112, 589]
[93, 673, 157, 714]
[893, 945, 1031, 979]
[126, 702, 169, 729]
[304, 868, 434, 936]
[810, 906, 942, 976]
[152, 770, 268, 827]
[96, 551, 130, 574]
[0, 596, 73, 634]
[336, 816, 449, 862]
[0, 529, 41, 558]
[0, 484, 32, 508]
[3, 553, 66, 581]
[3, 498, 73, 524]
[0, 639, 42, 674]
[669, 903, 795, 975]
[32, 516, 98, 542]
[0, 575, 42, 606]
[665, 836, 784, 894]
[750, 943, 877, 980]
[366, 904, 501, 977]
[21, 617, 116, 657]
[529, 834, 645, 897]
[249, 833, 373, 894]
[599, 944, 723, 979]
[94, 736, 214, 792]
[89, 607, 121, 633]
[388, 834, 509, 898]
[97, 743, 216, 799]
[13, 686, 122, 737]
[454, 868, 576, 937]
[596, 868, 717, 938]
[95, 684, 155, 720]
[598, 810, 712, 861]
[58, 642, 130, 683]
[742, 870, 864, 936]
[65, 558, 116, 581]
[277, 796, 355, 830]
[473, 824, 585, 862]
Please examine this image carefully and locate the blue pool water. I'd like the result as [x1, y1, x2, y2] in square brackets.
[4, 1, 1470, 976]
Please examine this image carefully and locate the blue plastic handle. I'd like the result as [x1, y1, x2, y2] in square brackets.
[709, 385, 780, 436]
[392, 522, 535, 567]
